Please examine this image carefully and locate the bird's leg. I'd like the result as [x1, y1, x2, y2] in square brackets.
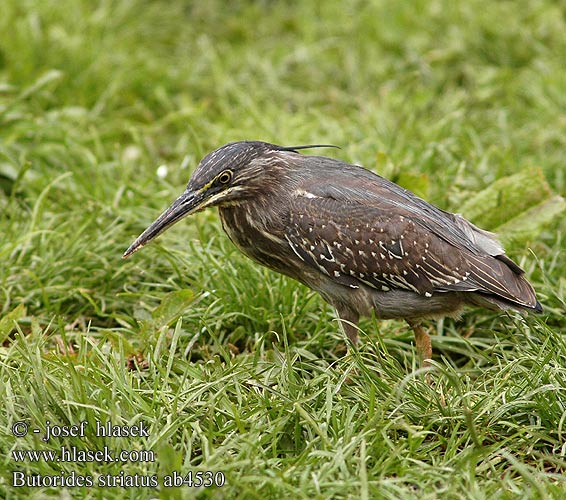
[407, 320, 432, 367]
[334, 306, 360, 347]
[342, 321, 359, 346]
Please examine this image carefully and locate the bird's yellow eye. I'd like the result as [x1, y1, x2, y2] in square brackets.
[217, 170, 233, 184]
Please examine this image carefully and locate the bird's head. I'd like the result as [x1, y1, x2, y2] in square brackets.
[123, 141, 336, 258]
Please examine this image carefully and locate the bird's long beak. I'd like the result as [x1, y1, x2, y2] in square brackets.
[123, 189, 204, 258]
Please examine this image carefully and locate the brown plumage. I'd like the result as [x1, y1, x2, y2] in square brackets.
[124, 141, 542, 365]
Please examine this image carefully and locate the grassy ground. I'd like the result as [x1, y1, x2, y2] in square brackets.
[1, 0, 565, 498]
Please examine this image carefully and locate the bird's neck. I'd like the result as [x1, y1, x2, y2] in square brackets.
[218, 194, 299, 276]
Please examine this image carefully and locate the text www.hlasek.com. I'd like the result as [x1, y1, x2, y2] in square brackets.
[12, 446, 154, 463]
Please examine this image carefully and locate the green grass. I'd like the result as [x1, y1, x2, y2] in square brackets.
[1, 0, 565, 498]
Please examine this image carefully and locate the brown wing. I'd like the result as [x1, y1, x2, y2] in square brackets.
[285, 195, 538, 310]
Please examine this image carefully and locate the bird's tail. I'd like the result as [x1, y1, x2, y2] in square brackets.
[463, 253, 542, 313]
